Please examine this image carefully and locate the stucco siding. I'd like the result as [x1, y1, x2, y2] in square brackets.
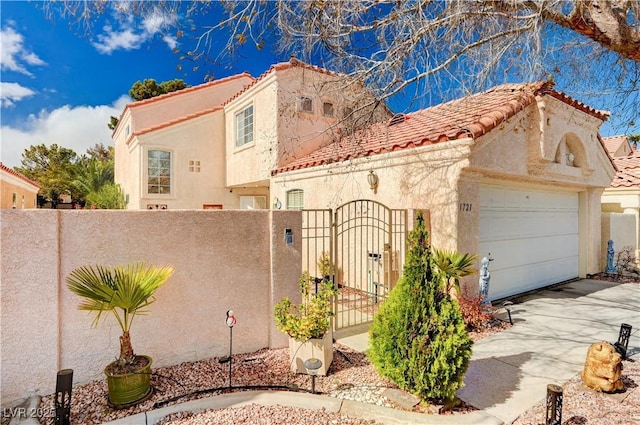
[1, 210, 301, 406]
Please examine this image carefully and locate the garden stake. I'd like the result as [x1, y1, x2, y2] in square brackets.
[226, 310, 237, 388]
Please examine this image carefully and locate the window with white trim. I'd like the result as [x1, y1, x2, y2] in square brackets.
[299, 97, 313, 113]
[235, 105, 254, 147]
[286, 189, 304, 210]
[148, 150, 171, 194]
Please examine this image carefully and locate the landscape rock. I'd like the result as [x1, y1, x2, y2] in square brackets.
[581, 341, 625, 393]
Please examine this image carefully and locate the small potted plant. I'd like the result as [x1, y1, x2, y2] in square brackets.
[66, 262, 174, 408]
[274, 270, 338, 375]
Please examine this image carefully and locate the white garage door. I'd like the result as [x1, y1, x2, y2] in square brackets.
[479, 185, 579, 301]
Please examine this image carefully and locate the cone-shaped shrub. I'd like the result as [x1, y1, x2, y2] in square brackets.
[368, 211, 472, 401]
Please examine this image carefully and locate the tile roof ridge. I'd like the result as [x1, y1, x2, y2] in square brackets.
[0, 162, 41, 188]
[126, 72, 255, 109]
[222, 56, 343, 106]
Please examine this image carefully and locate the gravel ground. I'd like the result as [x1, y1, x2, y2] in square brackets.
[30, 324, 504, 425]
[15, 280, 639, 425]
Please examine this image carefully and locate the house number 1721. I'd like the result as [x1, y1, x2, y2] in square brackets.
[459, 203, 472, 212]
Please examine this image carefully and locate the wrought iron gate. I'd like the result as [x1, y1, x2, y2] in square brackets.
[302, 200, 407, 331]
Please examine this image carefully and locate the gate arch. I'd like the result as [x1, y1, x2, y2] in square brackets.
[302, 200, 407, 331]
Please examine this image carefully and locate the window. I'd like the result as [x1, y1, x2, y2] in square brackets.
[189, 160, 201, 172]
[239, 196, 267, 209]
[148, 150, 171, 194]
[286, 189, 304, 210]
[299, 97, 313, 113]
[235, 105, 254, 147]
[12, 193, 17, 209]
[322, 101, 334, 117]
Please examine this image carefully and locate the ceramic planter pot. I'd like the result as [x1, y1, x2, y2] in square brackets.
[104, 355, 153, 408]
[288, 330, 333, 376]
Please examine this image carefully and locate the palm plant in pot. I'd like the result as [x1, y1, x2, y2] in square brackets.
[66, 262, 174, 408]
[274, 270, 338, 375]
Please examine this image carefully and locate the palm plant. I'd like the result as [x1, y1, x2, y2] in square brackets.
[432, 248, 477, 296]
[66, 262, 174, 367]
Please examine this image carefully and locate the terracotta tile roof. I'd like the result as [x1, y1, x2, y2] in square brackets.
[602, 135, 630, 156]
[610, 170, 640, 188]
[272, 81, 608, 175]
[0, 162, 40, 188]
[608, 150, 640, 188]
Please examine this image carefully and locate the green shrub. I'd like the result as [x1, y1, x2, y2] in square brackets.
[367, 211, 473, 401]
[274, 271, 338, 341]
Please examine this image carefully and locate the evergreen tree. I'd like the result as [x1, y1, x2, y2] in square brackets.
[368, 211, 472, 401]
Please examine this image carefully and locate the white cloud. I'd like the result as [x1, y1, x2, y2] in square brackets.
[0, 95, 130, 168]
[92, 26, 144, 54]
[0, 82, 36, 107]
[92, 9, 179, 54]
[0, 25, 46, 75]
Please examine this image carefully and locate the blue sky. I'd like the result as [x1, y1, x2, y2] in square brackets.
[0, 2, 635, 169]
[0, 1, 289, 168]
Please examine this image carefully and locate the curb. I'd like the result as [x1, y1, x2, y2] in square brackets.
[101, 390, 503, 425]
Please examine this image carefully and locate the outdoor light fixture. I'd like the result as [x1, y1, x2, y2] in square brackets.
[367, 170, 379, 194]
[545, 384, 563, 425]
[502, 301, 514, 325]
[225, 310, 236, 388]
[55, 369, 73, 425]
[304, 358, 322, 394]
[614, 323, 632, 360]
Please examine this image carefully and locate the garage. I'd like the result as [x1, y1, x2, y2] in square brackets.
[479, 184, 579, 300]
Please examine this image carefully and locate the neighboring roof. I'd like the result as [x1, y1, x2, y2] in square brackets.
[610, 170, 640, 188]
[610, 152, 640, 188]
[0, 162, 40, 189]
[273, 81, 608, 175]
[602, 135, 630, 156]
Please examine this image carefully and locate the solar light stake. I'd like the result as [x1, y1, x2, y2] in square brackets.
[545, 384, 563, 425]
[226, 310, 236, 388]
[615, 323, 632, 360]
[304, 358, 322, 394]
[54, 369, 73, 425]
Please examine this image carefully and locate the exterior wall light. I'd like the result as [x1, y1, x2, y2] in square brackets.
[367, 170, 379, 194]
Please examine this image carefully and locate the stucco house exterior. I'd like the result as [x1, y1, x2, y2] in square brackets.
[114, 58, 615, 301]
[601, 135, 640, 261]
[0, 163, 40, 209]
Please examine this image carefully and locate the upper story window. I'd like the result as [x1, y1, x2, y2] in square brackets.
[148, 150, 171, 194]
[299, 97, 313, 113]
[235, 105, 254, 147]
[322, 101, 334, 117]
[240, 196, 267, 209]
[286, 189, 304, 210]
[189, 160, 201, 172]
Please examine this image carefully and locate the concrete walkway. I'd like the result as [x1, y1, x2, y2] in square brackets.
[102, 279, 639, 425]
[457, 279, 639, 424]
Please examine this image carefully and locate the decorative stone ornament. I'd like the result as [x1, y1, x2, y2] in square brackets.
[478, 256, 491, 305]
[581, 341, 625, 393]
[605, 240, 617, 273]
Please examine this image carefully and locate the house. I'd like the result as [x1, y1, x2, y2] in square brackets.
[601, 135, 640, 262]
[113, 59, 388, 210]
[0, 163, 40, 209]
[114, 58, 615, 301]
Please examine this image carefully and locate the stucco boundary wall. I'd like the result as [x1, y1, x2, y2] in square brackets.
[601, 212, 637, 265]
[0, 209, 302, 407]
